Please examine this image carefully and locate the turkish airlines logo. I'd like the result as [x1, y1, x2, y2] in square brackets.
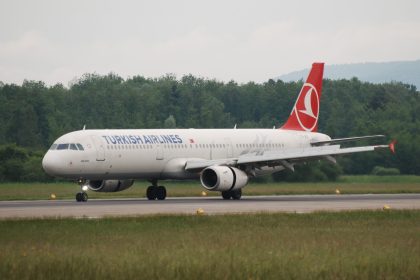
[294, 83, 319, 131]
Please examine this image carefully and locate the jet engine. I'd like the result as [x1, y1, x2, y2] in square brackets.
[200, 166, 249, 191]
[88, 180, 134, 192]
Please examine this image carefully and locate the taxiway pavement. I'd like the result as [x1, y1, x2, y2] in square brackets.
[0, 194, 419, 219]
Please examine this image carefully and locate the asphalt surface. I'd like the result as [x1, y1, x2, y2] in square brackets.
[0, 194, 419, 218]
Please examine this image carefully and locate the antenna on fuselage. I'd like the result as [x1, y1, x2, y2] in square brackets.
[234, 124, 237, 129]
[82, 125, 86, 130]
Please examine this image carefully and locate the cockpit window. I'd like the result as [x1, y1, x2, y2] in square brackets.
[76, 143, 84, 151]
[70, 144, 78, 150]
[52, 143, 84, 151]
[57, 144, 69, 150]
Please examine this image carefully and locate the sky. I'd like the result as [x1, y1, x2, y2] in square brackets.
[1, 0, 420, 85]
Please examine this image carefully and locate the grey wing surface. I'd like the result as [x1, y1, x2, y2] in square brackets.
[185, 143, 391, 172]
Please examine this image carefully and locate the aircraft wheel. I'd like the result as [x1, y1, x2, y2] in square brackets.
[156, 186, 166, 200]
[76, 192, 82, 202]
[231, 189, 242, 200]
[81, 192, 88, 202]
[146, 186, 156, 200]
[221, 191, 232, 200]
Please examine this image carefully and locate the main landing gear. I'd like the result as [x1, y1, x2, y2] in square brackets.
[146, 179, 167, 200]
[221, 189, 242, 200]
[76, 178, 89, 202]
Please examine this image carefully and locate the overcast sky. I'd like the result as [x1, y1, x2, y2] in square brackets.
[1, 0, 419, 85]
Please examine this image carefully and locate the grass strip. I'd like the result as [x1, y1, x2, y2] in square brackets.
[0, 175, 419, 200]
[0, 210, 419, 279]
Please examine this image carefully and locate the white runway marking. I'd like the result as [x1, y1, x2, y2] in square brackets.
[0, 194, 419, 219]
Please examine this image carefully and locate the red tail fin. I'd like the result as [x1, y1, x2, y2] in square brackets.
[281, 62, 324, 132]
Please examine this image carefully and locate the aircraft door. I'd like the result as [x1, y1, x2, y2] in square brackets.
[90, 136, 105, 161]
[210, 141, 214, 160]
[224, 138, 233, 158]
[156, 144, 164, 160]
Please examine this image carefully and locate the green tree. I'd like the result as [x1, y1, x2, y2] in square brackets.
[164, 115, 177, 128]
[0, 73, 419, 181]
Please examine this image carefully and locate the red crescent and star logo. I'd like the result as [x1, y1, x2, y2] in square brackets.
[294, 83, 319, 131]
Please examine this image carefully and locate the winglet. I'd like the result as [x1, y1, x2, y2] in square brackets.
[389, 140, 397, 154]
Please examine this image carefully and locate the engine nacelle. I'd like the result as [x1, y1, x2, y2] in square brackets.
[88, 180, 134, 192]
[200, 166, 248, 191]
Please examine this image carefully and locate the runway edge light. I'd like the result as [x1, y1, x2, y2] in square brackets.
[196, 208, 205, 215]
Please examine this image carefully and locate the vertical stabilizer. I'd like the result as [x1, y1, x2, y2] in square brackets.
[281, 63, 324, 132]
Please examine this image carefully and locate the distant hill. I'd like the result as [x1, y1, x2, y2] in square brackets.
[278, 60, 420, 89]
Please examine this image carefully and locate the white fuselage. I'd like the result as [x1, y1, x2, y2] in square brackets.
[42, 129, 331, 180]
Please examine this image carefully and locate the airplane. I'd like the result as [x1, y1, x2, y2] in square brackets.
[42, 63, 394, 202]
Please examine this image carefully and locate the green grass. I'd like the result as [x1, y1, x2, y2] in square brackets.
[0, 175, 419, 201]
[0, 210, 419, 279]
[339, 175, 420, 184]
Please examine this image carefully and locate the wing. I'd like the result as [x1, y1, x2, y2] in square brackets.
[311, 135, 385, 146]
[185, 142, 392, 173]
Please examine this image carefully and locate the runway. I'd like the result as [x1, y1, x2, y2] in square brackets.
[1, 194, 419, 219]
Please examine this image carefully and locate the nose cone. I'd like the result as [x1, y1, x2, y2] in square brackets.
[42, 151, 62, 176]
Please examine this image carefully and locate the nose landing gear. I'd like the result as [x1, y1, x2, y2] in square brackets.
[76, 178, 89, 202]
[76, 191, 88, 202]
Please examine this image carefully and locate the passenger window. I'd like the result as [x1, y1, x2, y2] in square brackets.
[70, 144, 78, 150]
[49, 144, 58, 150]
[57, 144, 69, 150]
[76, 144, 84, 150]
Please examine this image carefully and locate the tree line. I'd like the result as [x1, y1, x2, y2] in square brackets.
[0, 73, 418, 182]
